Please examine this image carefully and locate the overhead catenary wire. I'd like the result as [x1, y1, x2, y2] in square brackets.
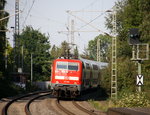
[22, 0, 36, 27]
[20, 0, 28, 18]
[29, 14, 65, 25]
[80, 0, 98, 11]
[19, 0, 27, 30]
[67, 8, 113, 36]
[77, 12, 105, 30]
[21, 0, 27, 12]
[67, 11, 111, 36]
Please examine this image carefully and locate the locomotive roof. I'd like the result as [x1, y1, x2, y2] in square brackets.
[79, 57, 108, 69]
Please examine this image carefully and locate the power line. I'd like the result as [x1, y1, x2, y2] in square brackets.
[22, 0, 36, 27]
[77, 12, 105, 30]
[21, 0, 28, 12]
[80, 0, 98, 11]
[29, 14, 65, 25]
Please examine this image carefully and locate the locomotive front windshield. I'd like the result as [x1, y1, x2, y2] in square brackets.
[57, 62, 67, 69]
[57, 61, 79, 71]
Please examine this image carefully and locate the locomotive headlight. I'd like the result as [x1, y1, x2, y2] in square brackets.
[74, 82, 77, 84]
[56, 81, 59, 84]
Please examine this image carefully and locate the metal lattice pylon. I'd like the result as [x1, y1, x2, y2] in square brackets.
[97, 39, 101, 62]
[70, 19, 75, 53]
[111, 6, 117, 99]
[15, 0, 20, 69]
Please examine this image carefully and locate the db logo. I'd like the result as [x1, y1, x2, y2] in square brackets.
[65, 76, 69, 80]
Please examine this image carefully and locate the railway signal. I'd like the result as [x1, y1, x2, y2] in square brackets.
[129, 28, 140, 45]
[129, 28, 149, 92]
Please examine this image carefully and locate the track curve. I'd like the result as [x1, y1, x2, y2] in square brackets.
[2, 90, 50, 115]
[25, 93, 50, 115]
[55, 99, 75, 115]
[55, 99, 98, 115]
[72, 101, 97, 115]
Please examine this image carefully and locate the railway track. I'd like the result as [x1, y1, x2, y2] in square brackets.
[56, 99, 75, 115]
[1, 90, 50, 115]
[72, 101, 97, 115]
[1, 90, 103, 115]
[55, 99, 97, 115]
[25, 92, 50, 115]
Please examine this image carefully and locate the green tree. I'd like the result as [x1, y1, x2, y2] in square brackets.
[87, 34, 111, 61]
[51, 41, 80, 60]
[74, 46, 79, 58]
[59, 41, 69, 57]
[0, 0, 9, 75]
[140, 0, 150, 43]
[81, 46, 90, 59]
[19, 26, 51, 81]
[51, 45, 59, 59]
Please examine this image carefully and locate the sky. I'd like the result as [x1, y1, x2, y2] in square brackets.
[5, 0, 117, 54]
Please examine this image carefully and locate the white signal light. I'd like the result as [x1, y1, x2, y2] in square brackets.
[55, 76, 64, 79]
[69, 77, 79, 80]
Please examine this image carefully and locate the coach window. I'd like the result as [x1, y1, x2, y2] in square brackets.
[93, 65, 98, 70]
[57, 62, 67, 70]
[86, 63, 90, 69]
[68, 62, 79, 71]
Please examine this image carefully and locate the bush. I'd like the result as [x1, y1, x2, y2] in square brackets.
[88, 99, 108, 112]
[26, 82, 39, 92]
[115, 92, 150, 107]
[0, 79, 25, 99]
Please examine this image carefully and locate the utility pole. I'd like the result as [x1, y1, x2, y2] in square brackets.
[111, 6, 117, 99]
[5, 38, 8, 69]
[15, 0, 19, 40]
[71, 20, 74, 45]
[11, 26, 16, 71]
[15, 0, 21, 72]
[31, 53, 33, 84]
[21, 46, 24, 71]
[70, 19, 75, 54]
[97, 39, 101, 62]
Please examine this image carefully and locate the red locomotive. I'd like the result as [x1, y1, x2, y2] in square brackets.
[50, 57, 108, 98]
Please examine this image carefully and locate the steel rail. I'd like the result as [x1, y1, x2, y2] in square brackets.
[72, 101, 97, 115]
[55, 99, 75, 115]
[25, 93, 50, 115]
[2, 90, 50, 115]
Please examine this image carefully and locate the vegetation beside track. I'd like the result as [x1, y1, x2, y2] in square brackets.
[0, 77, 40, 99]
[88, 0, 150, 111]
[89, 92, 150, 112]
[89, 100, 110, 112]
[114, 92, 150, 107]
[0, 78, 24, 99]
